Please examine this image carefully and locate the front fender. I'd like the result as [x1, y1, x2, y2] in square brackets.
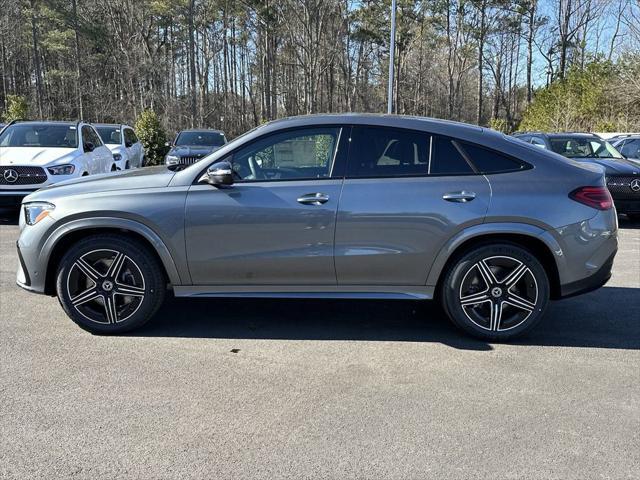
[40, 217, 183, 287]
[425, 222, 566, 287]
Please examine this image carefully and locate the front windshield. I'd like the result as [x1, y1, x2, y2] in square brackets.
[0, 123, 78, 148]
[175, 131, 226, 147]
[549, 137, 624, 159]
[96, 126, 121, 145]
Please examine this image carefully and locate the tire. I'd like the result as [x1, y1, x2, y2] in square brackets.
[111, 164, 117, 172]
[56, 234, 166, 334]
[440, 243, 550, 341]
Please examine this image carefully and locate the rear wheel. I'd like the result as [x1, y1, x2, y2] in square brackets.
[441, 243, 550, 341]
[56, 234, 166, 334]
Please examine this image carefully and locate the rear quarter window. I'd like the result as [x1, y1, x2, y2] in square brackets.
[459, 142, 526, 174]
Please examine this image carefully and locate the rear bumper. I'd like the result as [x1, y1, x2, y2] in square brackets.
[559, 250, 616, 298]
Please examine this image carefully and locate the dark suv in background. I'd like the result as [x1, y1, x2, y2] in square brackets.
[165, 129, 227, 168]
[514, 132, 640, 220]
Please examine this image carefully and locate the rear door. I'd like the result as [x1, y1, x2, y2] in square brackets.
[335, 126, 491, 286]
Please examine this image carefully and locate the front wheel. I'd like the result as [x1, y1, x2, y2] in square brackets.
[441, 243, 550, 341]
[56, 234, 166, 334]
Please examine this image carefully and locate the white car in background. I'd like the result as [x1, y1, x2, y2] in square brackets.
[95, 124, 145, 170]
[0, 120, 114, 207]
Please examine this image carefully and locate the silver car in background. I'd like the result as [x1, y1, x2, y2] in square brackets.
[16, 115, 618, 340]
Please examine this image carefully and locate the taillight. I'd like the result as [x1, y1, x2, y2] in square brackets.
[569, 186, 613, 210]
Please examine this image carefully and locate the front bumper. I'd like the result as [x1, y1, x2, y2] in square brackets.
[612, 198, 640, 214]
[0, 189, 39, 207]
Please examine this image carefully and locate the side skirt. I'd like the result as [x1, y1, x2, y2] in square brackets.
[172, 285, 434, 300]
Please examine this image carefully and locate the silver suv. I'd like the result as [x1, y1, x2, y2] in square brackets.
[16, 115, 618, 340]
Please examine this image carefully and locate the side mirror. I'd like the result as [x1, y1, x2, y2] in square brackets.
[84, 142, 95, 152]
[201, 161, 234, 187]
[125, 140, 133, 148]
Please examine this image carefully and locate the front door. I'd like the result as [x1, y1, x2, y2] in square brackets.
[335, 126, 492, 286]
[185, 126, 348, 285]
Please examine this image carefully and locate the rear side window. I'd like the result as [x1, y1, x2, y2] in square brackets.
[347, 126, 429, 177]
[458, 142, 525, 174]
[430, 136, 475, 175]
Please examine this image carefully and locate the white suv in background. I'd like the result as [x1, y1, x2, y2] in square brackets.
[95, 124, 145, 170]
[0, 121, 114, 207]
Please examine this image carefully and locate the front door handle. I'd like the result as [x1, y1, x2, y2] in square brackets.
[443, 191, 476, 203]
[297, 193, 330, 206]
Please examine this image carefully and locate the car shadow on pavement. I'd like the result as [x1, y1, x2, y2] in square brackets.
[131, 286, 640, 351]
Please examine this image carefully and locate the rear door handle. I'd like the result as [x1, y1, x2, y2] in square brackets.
[297, 193, 330, 206]
[442, 191, 476, 203]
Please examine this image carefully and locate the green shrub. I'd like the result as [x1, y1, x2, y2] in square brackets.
[134, 109, 167, 166]
[3, 95, 29, 122]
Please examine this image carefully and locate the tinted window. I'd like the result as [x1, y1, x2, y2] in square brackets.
[96, 126, 121, 145]
[346, 126, 429, 177]
[176, 131, 226, 147]
[459, 142, 524, 174]
[619, 139, 640, 158]
[124, 128, 137, 145]
[530, 136, 546, 148]
[229, 127, 339, 181]
[0, 123, 78, 148]
[430, 136, 475, 175]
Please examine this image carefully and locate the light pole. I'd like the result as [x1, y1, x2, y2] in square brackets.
[387, 0, 397, 114]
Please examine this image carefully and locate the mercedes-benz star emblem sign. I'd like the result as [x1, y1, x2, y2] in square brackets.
[3, 169, 19, 183]
[631, 178, 640, 192]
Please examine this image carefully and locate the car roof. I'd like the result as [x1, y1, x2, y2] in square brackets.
[94, 123, 133, 129]
[179, 128, 225, 134]
[9, 120, 78, 126]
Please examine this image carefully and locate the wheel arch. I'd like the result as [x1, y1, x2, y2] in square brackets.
[41, 218, 183, 295]
[427, 224, 564, 300]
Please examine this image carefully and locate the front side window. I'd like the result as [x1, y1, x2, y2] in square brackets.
[530, 137, 547, 148]
[549, 137, 623, 159]
[0, 124, 78, 148]
[96, 126, 121, 145]
[619, 139, 640, 158]
[346, 126, 429, 177]
[229, 127, 340, 181]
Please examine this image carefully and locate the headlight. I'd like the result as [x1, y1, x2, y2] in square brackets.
[113, 153, 122, 162]
[166, 155, 180, 165]
[24, 202, 55, 226]
[47, 164, 75, 175]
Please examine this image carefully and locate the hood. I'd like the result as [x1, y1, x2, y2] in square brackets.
[25, 166, 175, 203]
[0, 147, 78, 166]
[104, 144, 124, 155]
[573, 157, 640, 175]
[168, 145, 222, 158]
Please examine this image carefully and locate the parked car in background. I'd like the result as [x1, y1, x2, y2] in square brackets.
[165, 129, 226, 167]
[0, 120, 114, 207]
[513, 132, 640, 220]
[95, 124, 145, 170]
[609, 135, 640, 163]
[17, 115, 617, 341]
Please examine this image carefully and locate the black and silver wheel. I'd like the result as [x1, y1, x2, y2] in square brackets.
[441, 243, 550, 341]
[56, 234, 166, 334]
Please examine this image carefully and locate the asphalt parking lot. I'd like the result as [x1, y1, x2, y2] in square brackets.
[1, 210, 639, 479]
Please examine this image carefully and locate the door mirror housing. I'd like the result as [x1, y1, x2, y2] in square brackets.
[84, 142, 95, 152]
[125, 140, 133, 148]
[201, 161, 234, 187]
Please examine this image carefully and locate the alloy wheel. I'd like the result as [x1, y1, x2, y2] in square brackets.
[66, 249, 146, 324]
[458, 255, 538, 332]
